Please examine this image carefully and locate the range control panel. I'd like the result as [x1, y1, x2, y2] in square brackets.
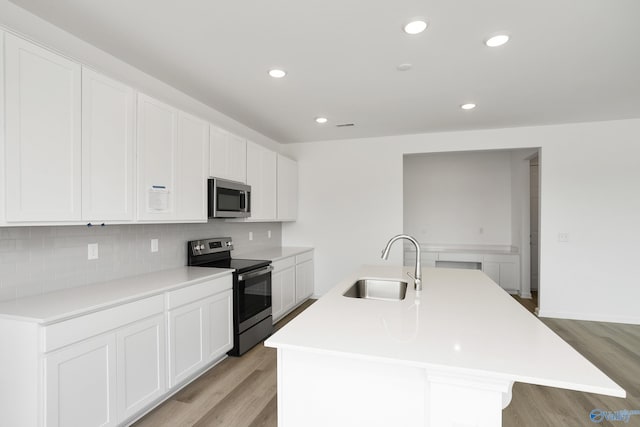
[189, 237, 233, 256]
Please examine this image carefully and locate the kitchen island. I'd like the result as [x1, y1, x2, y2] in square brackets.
[264, 265, 625, 427]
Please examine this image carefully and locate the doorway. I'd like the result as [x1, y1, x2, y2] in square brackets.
[529, 155, 540, 311]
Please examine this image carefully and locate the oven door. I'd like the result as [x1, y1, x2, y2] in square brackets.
[236, 266, 273, 333]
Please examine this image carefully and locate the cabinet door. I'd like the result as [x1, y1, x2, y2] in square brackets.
[82, 68, 135, 221]
[295, 260, 314, 304]
[271, 271, 284, 321]
[499, 262, 518, 292]
[168, 300, 206, 387]
[0, 30, 5, 225]
[177, 112, 209, 221]
[5, 33, 82, 222]
[281, 267, 297, 318]
[205, 289, 233, 360]
[246, 141, 277, 221]
[45, 334, 117, 427]
[116, 315, 166, 422]
[277, 154, 298, 221]
[137, 94, 177, 220]
[209, 125, 246, 183]
[482, 262, 500, 285]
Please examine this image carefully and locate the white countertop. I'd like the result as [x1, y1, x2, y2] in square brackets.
[234, 246, 313, 262]
[265, 265, 625, 398]
[0, 267, 232, 324]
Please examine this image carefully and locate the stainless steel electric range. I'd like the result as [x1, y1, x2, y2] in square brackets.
[187, 237, 273, 356]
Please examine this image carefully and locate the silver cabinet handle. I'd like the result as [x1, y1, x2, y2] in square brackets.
[237, 265, 273, 281]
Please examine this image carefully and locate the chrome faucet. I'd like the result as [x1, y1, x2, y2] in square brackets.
[381, 234, 422, 291]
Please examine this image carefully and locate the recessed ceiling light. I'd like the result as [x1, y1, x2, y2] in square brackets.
[403, 19, 428, 35]
[268, 69, 287, 78]
[485, 34, 509, 47]
[315, 117, 328, 124]
[396, 63, 413, 71]
[461, 103, 476, 110]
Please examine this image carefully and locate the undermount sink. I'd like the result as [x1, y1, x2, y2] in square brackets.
[343, 279, 408, 301]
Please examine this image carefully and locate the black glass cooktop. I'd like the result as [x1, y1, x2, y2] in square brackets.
[198, 258, 270, 274]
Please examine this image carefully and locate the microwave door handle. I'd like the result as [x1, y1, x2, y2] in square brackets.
[237, 265, 273, 281]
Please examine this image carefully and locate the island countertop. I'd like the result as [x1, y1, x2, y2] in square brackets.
[265, 265, 625, 398]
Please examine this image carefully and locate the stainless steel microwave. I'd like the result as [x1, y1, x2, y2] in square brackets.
[208, 178, 251, 218]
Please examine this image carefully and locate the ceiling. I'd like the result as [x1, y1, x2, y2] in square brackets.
[9, 0, 640, 143]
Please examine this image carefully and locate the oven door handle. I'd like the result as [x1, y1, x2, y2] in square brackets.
[237, 265, 273, 281]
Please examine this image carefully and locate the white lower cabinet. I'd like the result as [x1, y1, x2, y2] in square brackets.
[7, 273, 235, 427]
[295, 260, 314, 304]
[45, 334, 118, 427]
[272, 251, 314, 323]
[206, 291, 233, 360]
[272, 262, 296, 322]
[116, 315, 166, 421]
[167, 285, 233, 388]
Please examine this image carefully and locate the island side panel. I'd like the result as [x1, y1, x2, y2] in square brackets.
[277, 347, 426, 427]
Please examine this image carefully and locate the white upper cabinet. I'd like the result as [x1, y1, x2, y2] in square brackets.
[137, 94, 177, 221]
[0, 30, 5, 225]
[209, 125, 246, 183]
[4, 33, 82, 222]
[81, 68, 135, 222]
[177, 112, 209, 221]
[246, 141, 277, 221]
[277, 154, 298, 221]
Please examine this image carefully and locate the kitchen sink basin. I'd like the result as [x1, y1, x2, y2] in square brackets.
[343, 279, 408, 301]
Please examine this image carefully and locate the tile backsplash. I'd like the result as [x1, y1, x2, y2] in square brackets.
[0, 220, 281, 302]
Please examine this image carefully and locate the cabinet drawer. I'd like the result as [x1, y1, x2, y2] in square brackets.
[272, 256, 295, 272]
[43, 295, 164, 353]
[167, 275, 232, 310]
[295, 251, 313, 264]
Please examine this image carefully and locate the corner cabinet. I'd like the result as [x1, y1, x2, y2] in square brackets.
[277, 154, 298, 221]
[4, 33, 82, 222]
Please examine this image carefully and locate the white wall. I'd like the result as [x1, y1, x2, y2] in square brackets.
[282, 119, 640, 324]
[403, 151, 513, 246]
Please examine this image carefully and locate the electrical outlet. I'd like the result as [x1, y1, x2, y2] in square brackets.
[151, 238, 159, 253]
[558, 232, 569, 243]
[88, 243, 99, 260]
[268, 230, 272, 239]
[249, 231, 253, 241]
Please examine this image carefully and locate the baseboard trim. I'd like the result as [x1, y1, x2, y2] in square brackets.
[538, 310, 640, 325]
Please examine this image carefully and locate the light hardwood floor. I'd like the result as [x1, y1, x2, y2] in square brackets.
[134, 298, 640, 427]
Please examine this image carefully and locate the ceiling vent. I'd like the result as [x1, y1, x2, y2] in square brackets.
[336, 123, 355, 127]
